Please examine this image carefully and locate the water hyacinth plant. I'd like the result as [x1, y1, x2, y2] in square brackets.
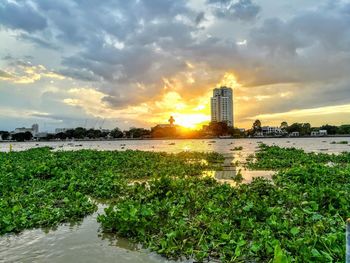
[99, 144, 350, 262]
[0, 148, 222, 234]
[1, 145, 349, 262]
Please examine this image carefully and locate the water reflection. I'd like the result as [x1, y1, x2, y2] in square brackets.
[206, 169, 274, 186]
[203, 156, 274, 187]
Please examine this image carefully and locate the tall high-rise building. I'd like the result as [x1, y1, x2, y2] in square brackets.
[210, 86, 234, 127]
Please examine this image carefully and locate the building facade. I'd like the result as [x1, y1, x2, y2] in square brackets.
[210, 86, 234, 127]
[14, 124, 39, 136]
[262, 126, 283, 135]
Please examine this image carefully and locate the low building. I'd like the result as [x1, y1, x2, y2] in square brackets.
[319, 130, 328, 136]
[261, 126, 283, 135]
[311, 131, 318, 136]
[290, 131, 300, 137]
[311, 130, 328, 137]
[254, 131, 264, 137]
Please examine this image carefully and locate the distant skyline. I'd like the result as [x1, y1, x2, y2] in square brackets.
[1, 0, 350, 131]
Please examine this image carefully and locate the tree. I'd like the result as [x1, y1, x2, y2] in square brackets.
[252, 119, 262, 134]
[55, 132, 68, 140]
[319, 124, 338, 135]
[110, 128, 124, 138]
[338, 125, 350, 134]
[86, 129, 103, 139]
[287, 123, 302, 134]
[228, 127, 244, 138]
[280, 121, 288, 130]
[301, 123, 311, 135]
[208, 121, 229, 137]
[151, 126, 177, 138]
[0, 131, 10, 140]
[125, 128, 151, 138]
[287, 123, 311, 136]
[65, 129, 75, 139]
[12, 132, 33, 141]
[73, 127, 87, 139]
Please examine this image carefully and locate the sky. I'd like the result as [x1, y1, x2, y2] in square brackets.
[0, 0, 350, 131]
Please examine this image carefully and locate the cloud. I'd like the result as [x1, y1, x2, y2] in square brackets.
[57, 68, 101, 82]
[208, 0, 261, 21]
[248, 104, 350, 121]
[0, 0, 350, 129]
[0, 1, 47, 32]
[19, 33, 59, 50]
[0, 69, 14, 80]
[195, 12, 206, 24]
[0, 61, 65, 84]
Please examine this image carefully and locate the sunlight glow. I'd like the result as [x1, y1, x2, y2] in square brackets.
[173, 113, 210, 129]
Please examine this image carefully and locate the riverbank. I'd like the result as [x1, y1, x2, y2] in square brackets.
[2, 134, 350, 143]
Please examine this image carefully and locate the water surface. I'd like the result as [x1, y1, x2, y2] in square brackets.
[1, 137, 349, 262]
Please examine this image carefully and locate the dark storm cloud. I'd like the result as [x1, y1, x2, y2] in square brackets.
[0, 1, 47, 32]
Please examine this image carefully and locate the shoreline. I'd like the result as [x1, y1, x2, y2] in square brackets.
[1, 135, 350, 143]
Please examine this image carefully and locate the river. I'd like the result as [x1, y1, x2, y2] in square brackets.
[1, 137, 349, 262]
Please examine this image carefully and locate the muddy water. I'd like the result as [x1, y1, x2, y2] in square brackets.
[0, 206, 176, 263]
[1, 137, 350, 154]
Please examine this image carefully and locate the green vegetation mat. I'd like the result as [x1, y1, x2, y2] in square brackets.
[0, 148, 223, 234]
[99, 144, 350, 262]
[1, 145, 349, 262]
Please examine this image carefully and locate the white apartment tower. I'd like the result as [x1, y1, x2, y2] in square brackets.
[210, 86, 234, 127]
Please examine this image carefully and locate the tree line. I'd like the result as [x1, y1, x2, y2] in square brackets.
[248, 120, 350, 136]
[1, 122, 350, 141]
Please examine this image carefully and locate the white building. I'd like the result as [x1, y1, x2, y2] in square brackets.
[290, 131, 300, 137]
[311, 130, 328, 136]
[262, 126, 283, 135]
[210, 86, 234, 127]
[320, 130, 328, 136]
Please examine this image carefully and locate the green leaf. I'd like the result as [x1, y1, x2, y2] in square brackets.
[290, 227, 299, 236]
[273, 244, 290, 263]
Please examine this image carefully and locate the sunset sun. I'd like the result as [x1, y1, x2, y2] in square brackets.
[172, 113, 210, 129]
